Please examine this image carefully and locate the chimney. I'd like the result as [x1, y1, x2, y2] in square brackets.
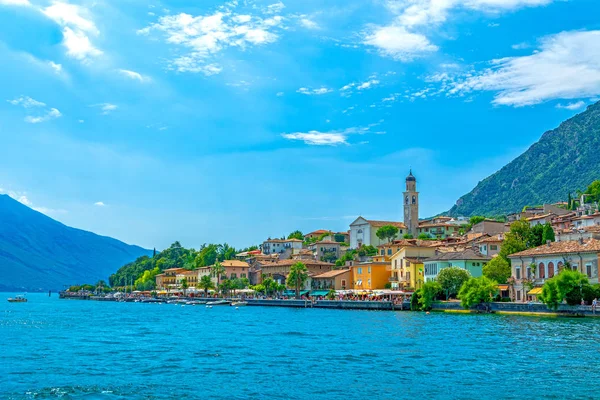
[546, 240, 551, 247]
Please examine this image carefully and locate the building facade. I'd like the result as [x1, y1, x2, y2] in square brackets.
[423, 249, 491, 282]
[349, 217, 406, 248]
[403, 170, 419, 237]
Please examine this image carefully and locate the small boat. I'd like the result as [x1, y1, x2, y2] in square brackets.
[8, 294, 27, 303]
[206, 300, 231, 306]
[186, 300, 207, 305]
[230, 301, 248, 307]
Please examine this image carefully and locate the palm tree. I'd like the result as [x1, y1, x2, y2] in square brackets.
[286, 262, 309, 299]
[211, 262, 226, 287]
[180, 278, 188, 297]
[198, 275, 214, 297]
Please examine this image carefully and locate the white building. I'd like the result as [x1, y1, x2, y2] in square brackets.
[261, 238, 303, 255]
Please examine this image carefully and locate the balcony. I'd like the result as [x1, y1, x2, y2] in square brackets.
[389, 276, 398, 282]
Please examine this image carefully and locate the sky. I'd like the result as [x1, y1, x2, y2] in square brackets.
[1, 0, 599, 251]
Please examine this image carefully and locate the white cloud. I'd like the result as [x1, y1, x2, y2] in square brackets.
[94, 201, 106, 207]
[297, 87, 332, 95]
[42, 2, 101, 61]
[48, 61, 63, 73]
[357, 79, 380, 90]
[118, 69, 150, 82]
[8, 96, 46, 108]
[556, 101, 586, 110]
[0, 189, 66, 216]
[366, 0, 554, 61]
[265, 1, 285, 14]
[363, 26, 437, 61]
[299, 18, 319, 30]
[276, 91, 284, 97]
[0, 0, 30, 6]
[94, 103, 118, 115]
[24, 108, 62, 124]
[446, 30, 600, 106]
[139, 4, 285, 74]
[61, 26, 102, 60]
[282, 131, 348, 146]
[511, 42, 530, 50]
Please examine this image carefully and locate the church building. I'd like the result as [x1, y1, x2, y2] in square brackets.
[403, 170, 419, 237]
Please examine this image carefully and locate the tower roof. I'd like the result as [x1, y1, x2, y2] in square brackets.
[406, 169, 416, 182]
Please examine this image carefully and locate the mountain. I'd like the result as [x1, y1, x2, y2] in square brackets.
[0, 195, 151, 291]
[448, 101, 600, 217]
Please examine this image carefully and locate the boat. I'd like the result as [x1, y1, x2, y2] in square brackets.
[186, 300, 207, 305]
[8, 294, 27, 303]
[206, 300, 231, 306]
[230, 301, 248, 307]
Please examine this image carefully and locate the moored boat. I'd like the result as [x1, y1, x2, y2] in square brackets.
[8, 294, 27, 303]
[230, 301, 248, 307]
[206, 300, 231, 306]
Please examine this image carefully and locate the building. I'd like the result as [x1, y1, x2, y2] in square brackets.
[304, 230, 331, 241]
[377, 239, 439, 258]
[477, 234, 504, 257]
[404, 170, 419, 237]
[423, 249, 491, 282]
[508, 239, 600, 302]
[304, 230, 350, 243]
[155, 267, 186, 290]
[261, 238, 303, 255]
[311, 269, 352, 291]
[176, 269, 198, 289]
[352, 255, 391, 290]
[349, 217, 407, 248]
[418, 222, 461, 239]
[469, 220, 509, 236]
[258, 259, 335, 286]
[196, 260, 250, 286]
[309, 240, 342, 262]
[389, 244, 437, 290]
[527, 213, 555, 227]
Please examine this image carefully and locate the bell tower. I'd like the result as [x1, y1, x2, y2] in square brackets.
[403, 170, 419, 237]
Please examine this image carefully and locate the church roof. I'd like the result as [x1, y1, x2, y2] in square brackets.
[406, 169, 416, 182]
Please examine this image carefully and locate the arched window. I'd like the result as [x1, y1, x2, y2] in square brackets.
[548, 262, 555, 278]
[557, 261, 564, 272]
[405, 196, 409, 205]
[538, 262, 545, 279]
[357, 229, 363, 234]
[412, 195, 416, 204]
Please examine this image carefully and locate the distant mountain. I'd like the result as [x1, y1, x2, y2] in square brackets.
[448, 101, 600, 217]
[0, 195, 151, 291]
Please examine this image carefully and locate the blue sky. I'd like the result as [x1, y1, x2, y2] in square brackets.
[1, 0, 599, 250]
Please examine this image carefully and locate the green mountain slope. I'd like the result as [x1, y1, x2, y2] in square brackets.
[448, 101, 600, 217]
[0, 195, 151, 291]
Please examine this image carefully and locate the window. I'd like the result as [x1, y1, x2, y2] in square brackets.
[516, 291, 521, 301]
[387, 249, 392, 255]
[357, 229, 363, 233]
[401, 270, 404, 277]
[538, 263, 545, 279]
[241, 273, 247, 278]
[405, 196, 409, 205]
[516, 267, 521, 280]
[357, 267, 362, 274]
[587, 264, 593, 278]
[380, 250, 384, 255]
[341, 279, 346, 288]
[368, 266, 372, 273]
[367, 279, 371, 286]
[490, 245, 498, 251]
[412, 195, 416, 204]
[394, 260, 398, 268]
[547, 262, 554, 279]
[407, 272, 411, 281]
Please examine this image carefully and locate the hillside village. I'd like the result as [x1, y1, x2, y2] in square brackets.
[149, 171, 600, 304]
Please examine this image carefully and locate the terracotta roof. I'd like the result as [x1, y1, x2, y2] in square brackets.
[405, 257, 428, 264]
[314, 240, 341, 245]
[424, 248, 491, 262]
[418, 222, 456, 228]
[259, 259, 335, 267]
[163, 268, 186, 272]
[306, 230, 331, 236]
[508, 239, 600, 258]
[220, 260, 249, 268]
[366, 220, 407, 228]
[312, 269, 351, 278]
[477, 234, 504, 244]
[526, 213, 554, 221]
[264, 238, 303, 243]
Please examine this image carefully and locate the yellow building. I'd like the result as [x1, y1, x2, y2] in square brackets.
[389, 245, 436, 291]
[352, 255, 391, 290]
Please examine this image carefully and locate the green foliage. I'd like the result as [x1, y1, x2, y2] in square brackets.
[357, 245, 377, 257]
[287, 230, 304, 240]
[540, 269, 589, 310]
[583, 180, 600, 203]
[376, 225, 399, 243]
[437, 267, 471, 299]
[211, 262, 226, 286]
[482, 257, 511, 284]
[198, 275, 214, 295]
[499, 220, 549, 264]
[321, 250, 338, 263]
[542, 224, 556, 243]
[410, 291, 421, 311]
[417, 233, 432, 240]
[418, 281, 441, 310]
[447, 103, 600, 217]
[134, 267, 160, 291]
[333, 233, 346, 243]
[469, 216, 486, 226]
[458, 277, 498, 309]
[180, 278, 188, 294]
[286, 262, 309, 298]
[403, 234, 414, 239]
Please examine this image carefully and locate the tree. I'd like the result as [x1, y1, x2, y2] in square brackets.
[286, 262, 309, 299]
[321, 250, 338, 263]
[180, 278, 188, 296]
[211, 262, 226, 287]
[376, 225, 399, 243]
[499, 219, 536, 264]
[583, 180, 600, 203]
[542, 223, 555, 243]
[540, 269, 589, 310]
[482, 257, 511, 284]
[287, 230, 304, 240]
[198, 275, 214, 296]
[529, 224, 544, 248]
[418, 233, 432, 240]
[458, 277, 498, 309]
[418, 281, 442, 310]
[437, 267, 471, 299]
[357, 245, 377, 257]
[403, 234, 414, 239]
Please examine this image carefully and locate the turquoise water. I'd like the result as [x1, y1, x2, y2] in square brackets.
[1, 294, 599, 399]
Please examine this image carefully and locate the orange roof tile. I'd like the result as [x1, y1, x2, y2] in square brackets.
[312, 269, 351, 279]
[366, 220, 407, 228]
[509, 239, 600, 258]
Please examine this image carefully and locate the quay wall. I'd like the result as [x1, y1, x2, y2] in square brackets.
[432, 301, 598, 316]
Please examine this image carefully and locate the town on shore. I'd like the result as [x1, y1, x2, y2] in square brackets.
[63, 171, 600, 314]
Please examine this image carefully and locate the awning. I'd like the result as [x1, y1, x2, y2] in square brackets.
[528, 287, 543, 295]
[310, 290, 331, 297]
[498, 284, 509, 291]
[283, 290, 310, 296]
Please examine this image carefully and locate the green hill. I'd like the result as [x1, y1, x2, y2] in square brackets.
[448, 101, 600, 217]
[0, 194, 151, 291]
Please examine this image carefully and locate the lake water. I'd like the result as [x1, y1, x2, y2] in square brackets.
[1, 293, 600, 399]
